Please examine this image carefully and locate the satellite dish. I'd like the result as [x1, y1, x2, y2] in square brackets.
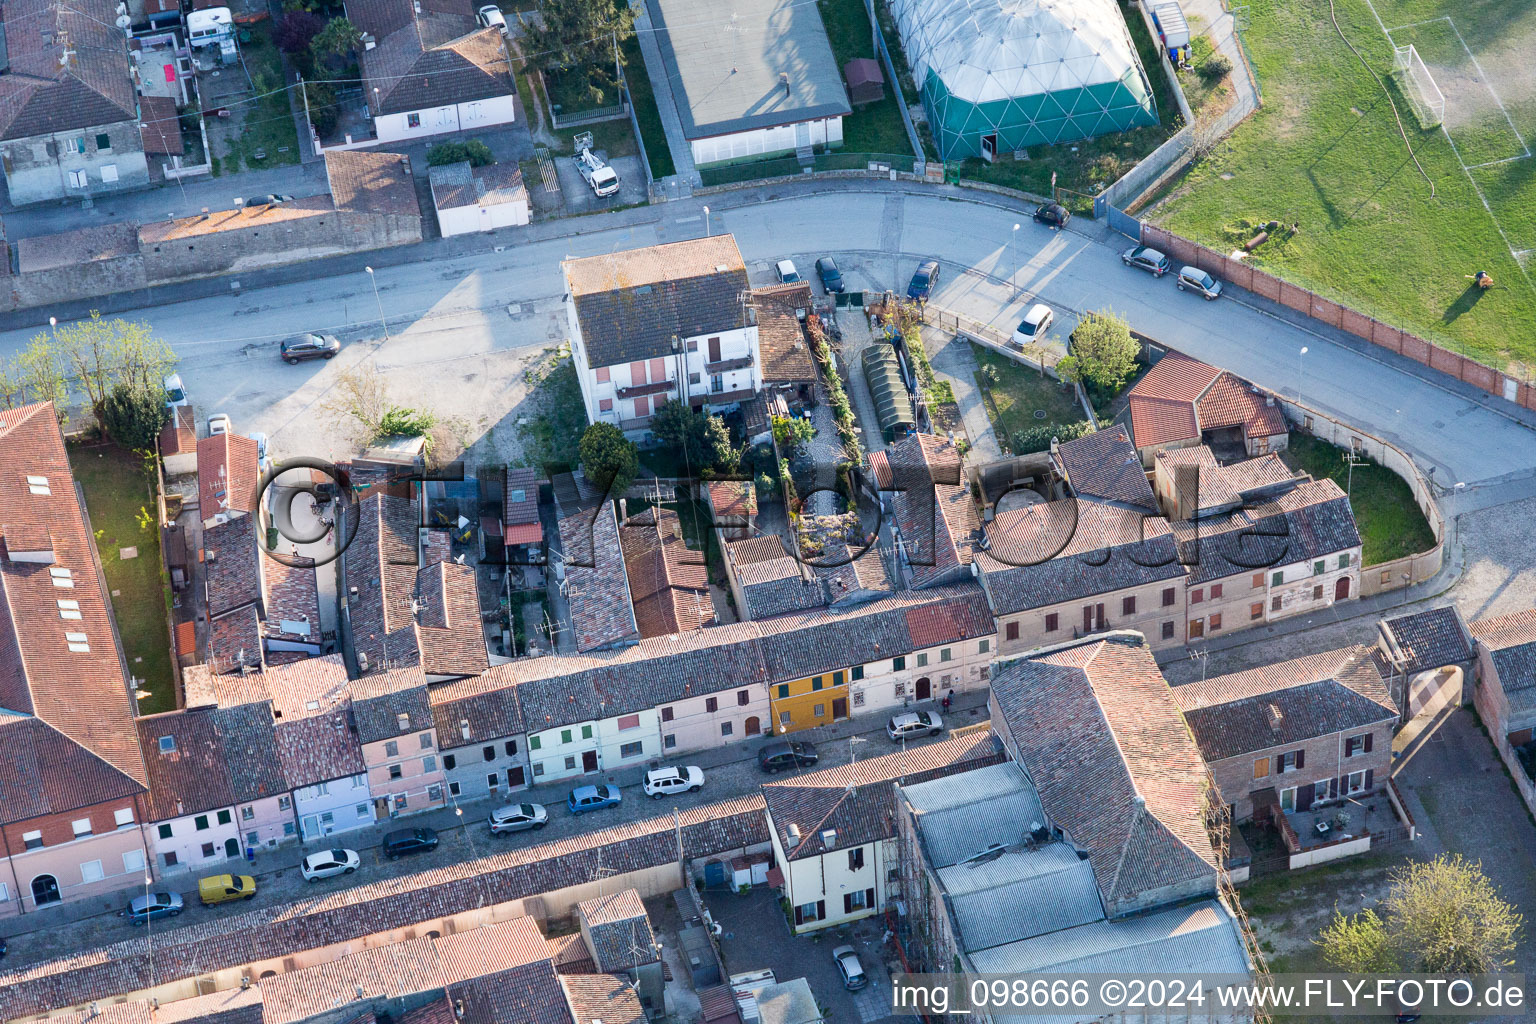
[116, 14, 130, 28]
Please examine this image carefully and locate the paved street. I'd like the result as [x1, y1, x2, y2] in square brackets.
[0, 182, 1529, 494]
[0, 693, 988, 965]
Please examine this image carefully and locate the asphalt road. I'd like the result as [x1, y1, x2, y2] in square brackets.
[0, 187, 1529, 491]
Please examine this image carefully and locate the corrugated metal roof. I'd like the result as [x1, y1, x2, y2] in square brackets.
[940, 843, 1104, 951]
[901, 761, 1044, 868]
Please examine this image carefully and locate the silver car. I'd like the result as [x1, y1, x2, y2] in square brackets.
[1176, 265, 1223, 300]
[489, 802, 548, 835]
[833, 945, 868, 990]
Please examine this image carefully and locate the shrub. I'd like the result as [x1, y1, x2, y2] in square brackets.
[377, 407, 435, 438]
[1010, 418, 1105, 455]
[772, 414, 815, 449]
[1200, 53, 1233, 81]
[427, 139, 494, 167]
[579, 422, 638, 496]
[273, 11, 324, 53]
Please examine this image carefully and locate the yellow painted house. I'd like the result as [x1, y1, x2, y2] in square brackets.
[770, 670, 849, 734]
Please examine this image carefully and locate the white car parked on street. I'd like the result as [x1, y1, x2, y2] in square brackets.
[300, 848, 360, 882]
[642, 765, 705, 799]
[1012, 303, 1054, 347]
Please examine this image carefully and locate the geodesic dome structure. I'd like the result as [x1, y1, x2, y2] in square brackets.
[890, 0, 1160, 161]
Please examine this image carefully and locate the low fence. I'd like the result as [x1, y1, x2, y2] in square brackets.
[697, 152, 915, 188]
[922, 303, 1097, 425]
[1271, 396, 1445, 596]
[1142, 224, 1536, 415]
[1385, 778, 1418, 841]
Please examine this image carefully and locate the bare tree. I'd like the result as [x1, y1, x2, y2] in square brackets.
[322, 362, 392, 444]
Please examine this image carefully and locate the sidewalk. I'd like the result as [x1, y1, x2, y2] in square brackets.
[628, 0, 700, 190]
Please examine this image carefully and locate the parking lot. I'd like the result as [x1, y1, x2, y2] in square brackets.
[709, 889, 898, 1024]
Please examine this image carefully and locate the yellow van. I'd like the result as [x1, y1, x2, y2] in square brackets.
[197, 874, 257, 906]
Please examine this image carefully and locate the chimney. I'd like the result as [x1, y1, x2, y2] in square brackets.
[779, 72, 790, 98]
[455, 1001, 466, 1020]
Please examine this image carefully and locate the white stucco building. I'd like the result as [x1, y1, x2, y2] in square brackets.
[563, 235, 763, 439]
[429, 160, 530, 236]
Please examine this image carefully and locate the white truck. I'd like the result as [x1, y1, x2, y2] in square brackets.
[573, 132, 620, 197]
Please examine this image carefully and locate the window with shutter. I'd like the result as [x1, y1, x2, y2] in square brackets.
[649, 357, 666, 382]
[661, 706, 674, 722]
[1252, 573, 1264, 589]
[705, 697, 718, 712]
[1162, 587, 1176, 606]
[1044, 613, 1058, 632]
[708, 337, 722, 361]
[1211, 583, 1223, 599]
[596, 366, 610, 383]
[630, 361, 648, 385]
[1122, 595, 1136, 615]
[1006, 621, 1019, 640]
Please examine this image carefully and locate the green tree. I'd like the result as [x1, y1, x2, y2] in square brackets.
[427, 140, 494, 167]
[579, 422, 638, 495]
[1057, 310, 1140, 393]
[772, 414, 814, 449]
[523, 0, 634, 79]
[1382, 854, 1522, 972]
[303, 79, 340, 136]
[100, 382, 169, 453]
[1317, 908, 1398, 973]
[310, 17, 361, 64]
[650, 400, 736, 472]
[13, 337, 69, 419]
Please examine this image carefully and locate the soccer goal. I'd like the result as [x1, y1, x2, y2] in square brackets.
[1394, 44, 1445, 129]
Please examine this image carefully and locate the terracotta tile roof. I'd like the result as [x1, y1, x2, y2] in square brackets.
[159, 404, 196, 457]
[1380, 606, 1472, 674]
[976, 500, 1184, 614]
[17, 223, 137, 273]
[1195, 371, 1287, 440]
[1158, 447, 1297, 514]
[619, 507, 712, 638]
[344, 493, 423, 672]
[0, 717, 146, 825]
[579, 889, 656, 970]
[262, 654, 352, 719]
[707, 480, 757, 518]
[263, 555, 321, 645]
[0, 0, 138, 141]
[1172, 645, 1396, 761]
[867, 434, 981, 588]
[763, 729, 1003, 861]
[1127, 394, 1200, 449]
[1055, 425, 1157, 513]
[325, 150, 421, 217]
[136, 709, 236, 820]
[0, 403, 146, 787]
[399, 998, 457, 1024]
[197, 432, 261, 518]
[212, 702, 288, 803]
[259, 937, 443, 1024]
[274, 709, 365, 788]
[547, 933, 596, 973]
[750, 284, 816, 383]
[142, 197, 337, 245]
[1469, 610, 1536, 715]
[564, 237, 750, 368]
[1129, 353, 1222, 404]
[208, 605, 263, 674]
[429, 663, 527, 748]
[817, 541, 895, 607]
[1169, 478, 1360, 584]
[436, 916, 552, 982]
[453, 960, 572, 1024]
[203, 514, 262, 617]
[989, 635, 1219, 910]
[562, 975, 646, 1024]
[0, 795, 768, 1019]
[350, 664, 433, 742]
[139, 94, 184, 155]
[559, 503, 638, 652]
[903, 590, 993, 647]
[729, 535, 788, 565]
[503, 467, 542, 544]
[416, 559, 489, 677]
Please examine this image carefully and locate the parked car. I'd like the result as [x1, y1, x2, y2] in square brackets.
[775, 259, 801, 284]
[124, 891, 184, 924]
[568, 784, 623, 814]
[833, 946, 868, 990]
[758, 739, 818, 773]
[1033, 202, 1070, 228]
[280, 332, 341, 363]
[300, 848, 360, 882]
[1176, 265, 1223, 300]
[197, 874, 256, 906]
[163, 373, 189, 409]
[1012, 303, 1054, 347]
[907, 259, 940, 301]
[382, 827, 440, 859]
[245, 194, 294, 207]
[887, 710, 944, 742]
[642, 765, 705, 799]
[476, 3, 508, 33]
[815, 256, 845, 293]
[1120, 246, 1170, 277]
[489, 802, 548, 834]
[207, 413, 231, 436]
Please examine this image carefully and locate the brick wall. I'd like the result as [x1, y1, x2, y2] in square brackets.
[1210, 721, 1394, 822]
[0, 798, 140, 852]
[1141, 225, 1535, 415]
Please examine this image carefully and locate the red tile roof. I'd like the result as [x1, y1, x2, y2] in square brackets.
[619, 507, 712, 638]
[416, 559, 489, 677]
[1126, 353, 1285, 450]
[867, 434, 981, 588]
[158, 404, 196, 457]
[136, 708, 237, 820]
[262, 555, 321, 645]
[1194, 372, 1287, 440]
[196, 433, 261, 518]
[562, 975, 645, 1024]
[0, 403, 147, 788]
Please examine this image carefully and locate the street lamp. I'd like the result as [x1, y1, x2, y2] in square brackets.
[1452, 480, 1466, 553]
[1297, 346, 1308, 403]
[364, 266, 388, 341]
[1011, 223, 1021, 293]
[702, 205, 710, 237]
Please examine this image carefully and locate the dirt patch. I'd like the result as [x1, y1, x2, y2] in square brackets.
[1239, 850, 1419, 968]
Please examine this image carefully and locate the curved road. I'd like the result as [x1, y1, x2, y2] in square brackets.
[0, 184, 1529, 492]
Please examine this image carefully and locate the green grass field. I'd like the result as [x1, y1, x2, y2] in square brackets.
[69, 443, 176, 715]
[1146, 0, 1536, 377]
[972, 344, 1089, 450]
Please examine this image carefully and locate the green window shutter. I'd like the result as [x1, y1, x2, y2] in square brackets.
[582, 724, 593, 739]
[561, 729, 572, 744]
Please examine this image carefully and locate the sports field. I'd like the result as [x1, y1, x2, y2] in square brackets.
[1147, 0, 1536, 377]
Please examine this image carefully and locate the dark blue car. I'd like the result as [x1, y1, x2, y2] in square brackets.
[907, 259, 939, 301]
[815, 256, 845, 294]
